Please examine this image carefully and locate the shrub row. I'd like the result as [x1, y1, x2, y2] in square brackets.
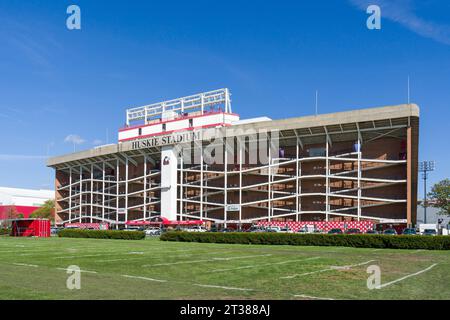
[0, 228, 10, 236]
[58, 229, 145, 240]
[160, 232, 450, 250]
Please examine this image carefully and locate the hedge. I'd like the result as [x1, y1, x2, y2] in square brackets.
[0, 228, 10, 236]
[160, 232, 450, 250]
[58, 229, 145, 240]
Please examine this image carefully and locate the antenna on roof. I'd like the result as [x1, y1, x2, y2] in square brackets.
[315, 90, 319, 116]
[407, 76, 410, 104]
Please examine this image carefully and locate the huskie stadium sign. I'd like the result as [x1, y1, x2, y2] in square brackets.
[130, 131, 201, 150]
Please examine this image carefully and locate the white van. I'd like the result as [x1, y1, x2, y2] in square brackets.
[418, 224, 438, 235]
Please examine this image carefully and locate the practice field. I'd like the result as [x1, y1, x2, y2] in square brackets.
[0, 237, 449, 300]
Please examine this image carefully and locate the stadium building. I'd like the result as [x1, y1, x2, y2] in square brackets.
[47, 89, 419, 230]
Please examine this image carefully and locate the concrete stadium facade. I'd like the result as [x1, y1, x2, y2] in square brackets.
[47, 89, 419, 228]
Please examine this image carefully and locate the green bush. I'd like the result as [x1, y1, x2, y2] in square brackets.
[58, 229, 145, 240]
[160, 232, 450, 250]
[0, 228, 10, 236]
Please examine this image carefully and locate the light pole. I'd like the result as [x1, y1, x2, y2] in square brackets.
[418, 161, 435, 224]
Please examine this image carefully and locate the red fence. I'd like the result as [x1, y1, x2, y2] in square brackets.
[257, 221, 374, 233]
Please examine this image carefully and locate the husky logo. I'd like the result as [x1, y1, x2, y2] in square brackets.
[163, 156, 170, 165]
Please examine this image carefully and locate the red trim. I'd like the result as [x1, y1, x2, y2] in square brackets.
[119, 112, 239, 132]
[118, 123, 232, 142]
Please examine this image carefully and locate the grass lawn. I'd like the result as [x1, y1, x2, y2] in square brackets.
[0, 236, 449, 300]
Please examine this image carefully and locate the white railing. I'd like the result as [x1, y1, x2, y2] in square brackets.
[126, 88, 231, 125]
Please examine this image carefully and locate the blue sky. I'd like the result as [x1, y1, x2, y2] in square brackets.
[0, 0, 449, 196]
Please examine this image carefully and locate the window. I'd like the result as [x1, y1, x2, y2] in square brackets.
[162, 123, 166, 131]
[309, 148, 326, 157]
[189, 118, 193, 127]
[138, 128, 142, 135]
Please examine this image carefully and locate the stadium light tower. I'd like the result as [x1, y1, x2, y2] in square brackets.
[418, 161, 435, 224]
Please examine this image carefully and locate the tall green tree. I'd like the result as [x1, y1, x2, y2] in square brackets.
[30, 200, 55, 223]
[428, 179, 450, 216]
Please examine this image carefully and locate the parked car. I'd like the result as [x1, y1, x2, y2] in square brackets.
[266, 226, 281, 233]
[423, 229, 437, 236]
[402, 228, 417, 235]
[365, 230, 378, 234]
[279, 227, 293, 233]
[328, 228, 343, 234]
[345, 228, 361, 234]
[185, 226, 207, 232]
[247, 226, 266, 233]
[220, 228, 235, 233]
[419, 224, 438, 235]
[383, 228, 398, 235]
[145, 228, 161, 236]
[124, 226, 142, 231]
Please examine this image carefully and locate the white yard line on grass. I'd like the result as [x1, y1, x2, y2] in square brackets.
[209, 257, 321, 273]
[377, 263, 438, 289]
[143, 254, 272, 267]
[294, 294, 334, 300]
[193, 284, 254, 291]
[12, 263, 39, 268]
[99, 254, 199, 263]
[280, 260, 375, 279]
[56, 267, 97, 274]
[212, 254, 272, 261]
[52, 253, 129, 259]
[97, 250, 235, 263]
[122, 275, 167, 282]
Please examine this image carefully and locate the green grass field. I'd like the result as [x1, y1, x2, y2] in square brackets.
[0, 236, 449, 300]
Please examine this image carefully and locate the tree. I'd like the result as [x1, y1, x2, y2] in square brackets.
[30, 200, 55, 223]
[428, 179, 450, 216]
[6, 207, 20, 219]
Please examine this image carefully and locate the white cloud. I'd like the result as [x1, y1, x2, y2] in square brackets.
[349, 0, 450, 45]
[64, 134, 85, 145]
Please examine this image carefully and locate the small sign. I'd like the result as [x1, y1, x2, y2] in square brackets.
[163, 156, 170, 165]
[226, 204, 240, 212]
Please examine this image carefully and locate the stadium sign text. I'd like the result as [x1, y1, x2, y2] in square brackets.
[130, 131, 201, 150]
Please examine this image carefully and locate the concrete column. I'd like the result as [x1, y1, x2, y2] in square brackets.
[79, 166, 82, 223]
[102, 162, 105, 222]
[144, 155, 147, 220]
[407, 127, 412, 227]
[161, 146, 178, 221]
[69, 167, 72, 222]
[224, 139, 228, 228]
